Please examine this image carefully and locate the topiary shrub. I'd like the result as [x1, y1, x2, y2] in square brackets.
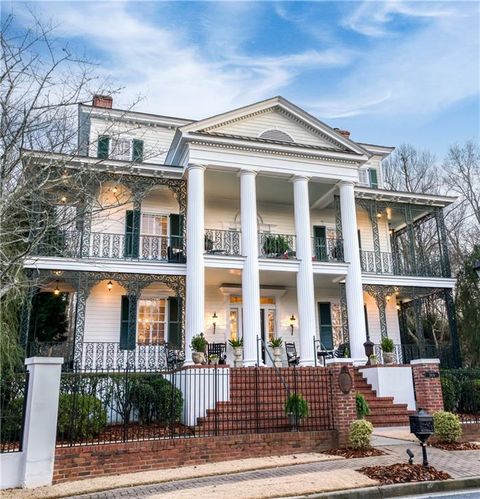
[355, 392, 370, 419]
[348, 419, 373, 450]
[285, 393, 309, 419]
[129, 374, 183, 425]
[433, 411, 462, 443]
[57, 393, 107, 440]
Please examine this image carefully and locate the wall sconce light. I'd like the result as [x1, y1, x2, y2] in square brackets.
[212, 312, 218, 334]
[289, 314, 296, 335]
[396, 304, 401, 311]
[112, 185, 118, 194]
[386, 295, 391, 302]
[377, 212, 382, 219]
[60, 195, 67, 204]
[107, 280, 113, 291]
[54, 280, 60, 296]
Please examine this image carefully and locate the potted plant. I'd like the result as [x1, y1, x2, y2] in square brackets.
[208, 353, 219, 366]
[380, 337, 395, 365]
[228, 337, 244, 367]
[285, 393, 308, 431]
[369, 354, 378, 366]
[262, 234, 290, 257]
[268, 337, 283, 367]
[191, 333, 207, 364]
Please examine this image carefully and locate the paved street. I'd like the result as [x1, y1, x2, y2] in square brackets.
[65, 440, 480, 499]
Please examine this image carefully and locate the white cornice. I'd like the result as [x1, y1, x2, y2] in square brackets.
[355, 186, 457, 207]
[361, 274, 455, 288]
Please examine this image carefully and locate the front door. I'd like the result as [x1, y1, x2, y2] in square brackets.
[259, 308, 276, 364]
[313, 226, 327, 261]
[318, 302, 333, 350]
[260, 309, 266, 364]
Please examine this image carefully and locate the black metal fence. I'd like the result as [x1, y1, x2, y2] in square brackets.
[56, 365, 334, 447]
[0, 371, 29, 453]
[373, 343, 456, 367]
[441, 368, 480, 424]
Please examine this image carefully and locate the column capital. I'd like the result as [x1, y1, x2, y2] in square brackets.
[186, 163, 206, 172]
[339, 180, 355, 188]
[239, 168, 258, 177]
[290, 175, 310, 183]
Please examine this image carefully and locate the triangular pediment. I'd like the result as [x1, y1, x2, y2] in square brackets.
[178, 96, 369, 156]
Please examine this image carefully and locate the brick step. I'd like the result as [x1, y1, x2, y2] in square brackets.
[366, 416, 411, 426]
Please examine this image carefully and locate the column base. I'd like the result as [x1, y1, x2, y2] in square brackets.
[243, 359, 257, 367]
[299, 359, 315, 367]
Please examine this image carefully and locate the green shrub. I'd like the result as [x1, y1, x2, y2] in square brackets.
[129, 374, 183, 425]
[355, 392, 370, 419]
[285, 393, 309, 418]
[459, 379, 480, 414]
[228, 337, 243, 348]
[433, 411, 462, 443]
[57, 393, 107, 440]
[0, 397, 24, 443]
[349, 419, 373, 450]
[269, 337, 283, 348]
[191, 334, 207, 353]
[380, 337, 394, 353]
[441, 376, 461, 412]
[262, 235, 290, 255]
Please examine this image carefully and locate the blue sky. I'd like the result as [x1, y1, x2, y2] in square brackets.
[6, 0, 480, 156]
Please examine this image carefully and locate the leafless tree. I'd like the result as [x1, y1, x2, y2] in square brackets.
[0, 15, 144, 370]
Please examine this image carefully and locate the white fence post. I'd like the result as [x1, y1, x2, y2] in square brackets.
[22, 357, 63, 488]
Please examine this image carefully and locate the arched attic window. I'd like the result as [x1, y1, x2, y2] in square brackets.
[258, 129, 294, 143]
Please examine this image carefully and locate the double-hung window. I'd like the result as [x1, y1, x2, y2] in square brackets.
[137, 298, 166, 345]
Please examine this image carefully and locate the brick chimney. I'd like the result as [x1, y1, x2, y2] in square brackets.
[334, 127, 351, 139]
[92, 95, 113, 109]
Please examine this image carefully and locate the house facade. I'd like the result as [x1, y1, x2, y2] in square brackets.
[23, 95, 460, 369]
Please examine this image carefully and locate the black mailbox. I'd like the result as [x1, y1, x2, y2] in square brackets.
[409, 408, 434, 466]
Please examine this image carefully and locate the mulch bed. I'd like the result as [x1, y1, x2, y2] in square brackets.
[358, 463, 451, 484]
[325, 447, 386, 458]
[431, 441, 480, 451]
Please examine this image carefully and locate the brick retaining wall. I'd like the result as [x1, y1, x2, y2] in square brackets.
[53, 430, 336, 483]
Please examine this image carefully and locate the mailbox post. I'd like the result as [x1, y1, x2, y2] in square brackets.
[409, 408, 434, 466]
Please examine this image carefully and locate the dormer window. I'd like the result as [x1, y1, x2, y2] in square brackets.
[97, 135, 110, 159]
[258, 129, 294, 143]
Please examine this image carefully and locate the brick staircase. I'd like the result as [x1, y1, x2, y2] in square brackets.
[196, 367, 333, 435]
[354, 368, 414, 427]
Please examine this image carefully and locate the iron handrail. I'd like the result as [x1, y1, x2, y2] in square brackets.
[256, 336, 290, 395]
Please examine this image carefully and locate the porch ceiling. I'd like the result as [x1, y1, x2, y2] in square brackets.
[204, 170, 335, 207]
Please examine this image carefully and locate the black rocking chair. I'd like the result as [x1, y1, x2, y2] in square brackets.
[207, 342, 227, 364]
[285, 342, 300, 366]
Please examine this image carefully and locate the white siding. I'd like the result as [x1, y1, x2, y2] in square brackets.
[87, 118, 176, 164]
[357, 207, 390, 253]
[209, 110, 338, 148]
[363, 292, 401, 345]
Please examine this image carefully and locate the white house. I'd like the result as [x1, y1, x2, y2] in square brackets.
[23, 95, 460, 370]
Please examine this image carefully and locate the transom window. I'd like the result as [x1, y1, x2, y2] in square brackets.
[137, 299, 166, 345]
[229, 296, 276, 305]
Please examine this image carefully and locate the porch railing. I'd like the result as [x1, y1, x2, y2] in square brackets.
[360, 250, 444, 277]
[312, 236, 344, 262]
[258, 232, 296, 259]
[373, 343, 455, 367]
[34, 230, 186, 263]
[204, 229, 241, 256]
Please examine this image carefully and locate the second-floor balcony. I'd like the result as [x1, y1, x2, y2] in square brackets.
[360, 249, 444, 277]
[34, 230, 186, 263]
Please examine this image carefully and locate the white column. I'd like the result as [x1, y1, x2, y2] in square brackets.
[240, 170, 261, 366]
[293, 176, 316, 366]
[22, 357, 63, 488]
[339, 181, 367, 360]
[185, 164, 205, 365]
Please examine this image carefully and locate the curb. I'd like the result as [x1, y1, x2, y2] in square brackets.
[293, 476, 480, 498]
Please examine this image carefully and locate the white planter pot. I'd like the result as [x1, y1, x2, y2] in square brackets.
[233, 347, 243, 367]
[273, 347, 283, 368]
[383, 352, 395, 365]
[192, 352, 206, 365]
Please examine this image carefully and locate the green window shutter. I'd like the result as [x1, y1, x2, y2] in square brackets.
[120, 295, 137, 350]
[369, 169, 378, 189]
[169, 213, 184, 250]
[97, 136, 110, 159]
[132, 139, 144, 162]
[318, 302, 333, 350]
[167, 296, 182, 350]
[124, 209, 140, 258]
[313, 226, 327, 261]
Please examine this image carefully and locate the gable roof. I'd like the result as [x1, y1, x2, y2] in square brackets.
[170, 96, 371, 160]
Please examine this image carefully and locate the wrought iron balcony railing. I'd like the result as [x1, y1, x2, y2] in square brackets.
[312, 236, 344, 263]
[258, 233, 296, 259]
[204, 229, 241, 256]
[373, 343, 455, 367]
[360, 250, 444, 277]
[34, 230, 186, 263]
